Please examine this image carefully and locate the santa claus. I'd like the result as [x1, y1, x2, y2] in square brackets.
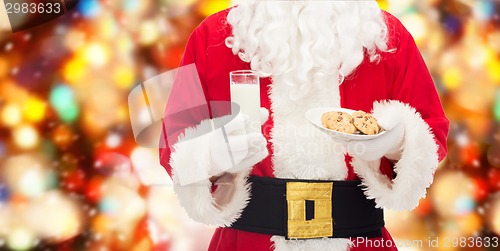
[159, 0, 449, 250]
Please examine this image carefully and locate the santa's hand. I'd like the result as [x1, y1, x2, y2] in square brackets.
[347, 110, 404, 161]
[209, 108, 269, 175]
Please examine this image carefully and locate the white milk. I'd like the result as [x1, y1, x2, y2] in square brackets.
[230, 84, 261, 133]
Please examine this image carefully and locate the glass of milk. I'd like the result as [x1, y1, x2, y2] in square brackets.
[230, 70, 261, 133]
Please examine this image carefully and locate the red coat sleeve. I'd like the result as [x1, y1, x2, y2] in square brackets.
[388, 14, 449, 162]
[159, 22, 210, 177]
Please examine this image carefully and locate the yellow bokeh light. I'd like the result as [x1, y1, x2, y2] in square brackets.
[377, 0, 389, 11]
[486, 57, 500, 83]
[442, 67, 462, 90]
[13, 124, 39, 149]
[197, 0, 231, 17]
[1, 103, 22, 127]
[23, 97, 46, 123]
[63, 57, 87, 84]
[114, 66, 136, 89]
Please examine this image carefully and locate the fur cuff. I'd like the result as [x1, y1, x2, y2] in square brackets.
[351, 101, 439, 210]
[169, 119, 251, 226]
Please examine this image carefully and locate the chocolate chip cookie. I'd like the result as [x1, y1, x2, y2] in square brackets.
[352, 111, 380, 135]
[321, 111, 357, 134]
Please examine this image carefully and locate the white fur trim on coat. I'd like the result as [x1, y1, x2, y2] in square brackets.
[269, 72, 349, 249]
[351, 100, 439, 211]
[169, 119, 251, 227]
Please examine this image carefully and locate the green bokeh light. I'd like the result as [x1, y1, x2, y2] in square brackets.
[49, 85, 80, 123]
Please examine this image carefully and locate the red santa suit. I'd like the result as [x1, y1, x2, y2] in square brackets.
[159, 7, 449, 251]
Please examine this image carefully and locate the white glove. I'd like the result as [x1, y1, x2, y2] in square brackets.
[347, 109, 405, 161]
[209, 108, 269, 176]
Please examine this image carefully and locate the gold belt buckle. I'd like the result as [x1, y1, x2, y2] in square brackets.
[286, 181, 333, 239]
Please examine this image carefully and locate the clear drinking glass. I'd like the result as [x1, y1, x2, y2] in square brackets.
[230, 70, 261, 133]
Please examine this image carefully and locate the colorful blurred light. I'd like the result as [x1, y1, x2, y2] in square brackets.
[0, 56, 8, 78]
[26, 191, 83, 242]
[489, 31, 500, 53]
[22, 97, 46, 123]
[487, 194, 500, 235]
[488, 168, 500, 191]
[83, 43, 111, 68]
[2, 154, 51, 198]
[61, 169, 86, 192]
[473, 177, 490, 201]
[472, 0, 495, 22]
[442, 15, 462, 37]
[52, 124, 75, 148]
[49, 85, 80, 123]
[0, 183, 9, 202]
[457, 213, 482, 236]
[197, 0, 230, 17]
[116, 35, 134, 56]
[430, 171, 476, 218]
[97, 16, 118, 40]
[78, 0, 102, 18]
[163, 0, 197, 17]
[442, 67, 462, 90]
[20, 170, 46, 198]
[486, 56, 500, 82]
[131, 147, 171, 186]
[62, 57, 87, 84]
[91, 214, 110, 234]
[487, 143, 500, 167]
[122, 0, 140, 12]
[460, 143, 480, 166]
[63, 30, 86, 52]
[7, 227, 36, 250]
[377, 0, 389, 11]
[414, 197, 432, 217]
[13, 124, 39, 149]
[139, 20, 160, 45]
[454, 195, 476, 216]
[400, 12, 428, 44]
[113, 66, 136, 89]
[1, 103, 22, 127]
[99, 197, 120, 215]
[384, 210, 422, 239]
[0, 141, 5, 158]
[97, 178, 146, 243]
[94, 152, 132, 176]
[494, 90, 500, 121]
[86, 176, 104, 203]
[105, 133, 123, 148]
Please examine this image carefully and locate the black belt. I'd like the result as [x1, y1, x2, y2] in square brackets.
[230, 176, 384, 240]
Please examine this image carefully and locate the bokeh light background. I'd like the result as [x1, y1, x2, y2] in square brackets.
[0, 0, 499, 250]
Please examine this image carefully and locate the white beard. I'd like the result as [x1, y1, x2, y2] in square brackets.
[226, 0, 388, 100]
